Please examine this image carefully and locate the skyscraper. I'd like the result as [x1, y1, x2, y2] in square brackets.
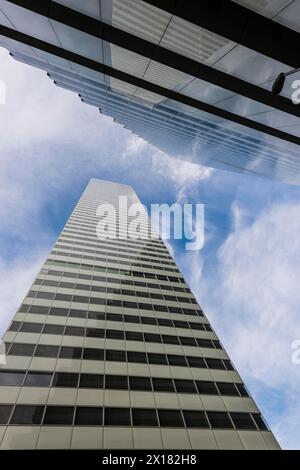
[0, 179, 280, 449]
[0, 0, 300, 183]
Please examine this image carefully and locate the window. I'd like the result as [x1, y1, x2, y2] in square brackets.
[147, 353, 167, 365]
[207, 412, 233, 429]
[104, 407, 131, 426]
[0, 405, 13, 424]
[60, 346, 82, 359]
[69, 309, 87, 319]
[106, 350, 126, 362]
[196, 381, 218, 395]
[20, 322, 43, 333]
[49, 307, 68, 317]
[223, 359, 234, 371]
[174, 379, 197, 394]
[9, 343, 35, 356]
[129, 376, 152, 391]
[230, 412, 256, 430]
[83, 348, 104, 364]
[65, 326, 85, 337]
[106, 313, 122, 322]
[236, 383, 249, 397]
[127, 351, 147, 364]
[10, 405, 44, 425]
[205, 358, 225, 370]
[168, 355, 187, 367]
[183, 410, 209, 428]
[144, 333, 161, 343]
[24, 371, 52, 387]
[157, 319, 173, 327]
[88, 311, 105, 320]
[36, 292, 54, 300]
[158, 410, 184, 427]
[35, 345, 59, 358]
[141, 317, 156, 325]
[217, 382, 239, 396]
[9, 321, 21, 331]
[79, 374, 103, 389]
[53, 372, 78, 388]
[179, 337, 197, 346]
[105, 375, 128, 390]
[86, 328, 105, 338]
[162, 335, 180, 345]
[125, 331, 143, 342]
[75, 407, 102, 425]
[132, 408, 158, 427]
[29, 305, 49, 314]
[189, 322, 204, 331]
[43, 324, 65, 335]
[252, 413, 268, 430]
[106, 329, 124, 340]
[196, 339, 213, 348]
[43, 406, 74, 425]
[152, 378, 174, 392]
[0, 370, 25, 386]
[124, 315, 139, 324]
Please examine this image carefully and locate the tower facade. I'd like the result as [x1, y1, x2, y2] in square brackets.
[0, 179, 280, 449]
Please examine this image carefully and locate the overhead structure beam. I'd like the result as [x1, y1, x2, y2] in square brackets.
[0, 23, 299, 146]
[3, 0, 300, 118]
[142, 0, 300, 68]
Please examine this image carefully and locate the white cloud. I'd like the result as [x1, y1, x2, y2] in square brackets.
[194, 200, 300, 449]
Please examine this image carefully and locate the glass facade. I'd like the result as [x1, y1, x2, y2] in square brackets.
[0, 178, 280, 449]
[0, 0, 299, 183]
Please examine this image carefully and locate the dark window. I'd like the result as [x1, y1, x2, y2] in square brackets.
[0, 405, 13, 424]
[69, 309, 87, 319]
[9, 343, 35, 356]
[53, 372, 78, 388]
[29, 305, 49, 315]
[43, 324, 65, 335]
[158, 409, 184, 427]
[196, 381, 218, 395]
[180, 337, 197, 346]
[104, 407, 131, 426]
[35, 345, 59, 358]
[217, 382, 239, 396]
[162, 335, 180, 345]
[183, 410, 209, 428]
[124, 315, 139, 324]
[187, 356, 206, 368]
[174, 379, 197, 394]
[129, 376, 152, 391]
[105, 375, 128, 390]
[73, 295, 89, 303]
[91, 297, 105, 305]
[20, 322, 43, 333]
[106, 313, 122, 322]
[0, 370, 25, 386]
[168, 355, 187, 367]
[83, 348, 104, 361]
[231, 412, 256, 430]
[144, 333, 161, 343]
[79, 374, 103, 389]
[168, 307, 182, 314]
[127, 351, 147, 364]
[10, 405, 44, 425]
[157, 319, 173, 327]
[65, 326, 85, 337]
[125, 331, 143, 341]
[223, 359, 234, 371]
[54, 293, 70, 301]
[207, 412, 233, 429]
[43, 406, 74, 425]
[252, 413, 268, 430]
[141, 317, 156, 325]
[24, 372, 52, 387]
[196, 339, 213, 348]
[106, 350, 126, 362]
[88, 311, 105, 320]
[75, 407, 102, 425]
[139, 303, 152, 311]
[152, 378, 174, 392]
[9, 321, 22, 331]
[107, 299, 122, 307]
[205, 358, 225, 370]
[49, 307, 68, 317]
[36, 292, 54, 300]
[213, 340, 222, 349]
[132, 408, 158, 427]
[86, 328, 105, 338]
[153, 305, 166, 312]
[236, 383, 249, 397]
[148, 353, 167, 365]
[60, 346, 82, 359]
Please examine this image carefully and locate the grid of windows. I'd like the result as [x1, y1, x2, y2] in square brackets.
[5, 342, 234, 370]
[0, 404, 267, 430]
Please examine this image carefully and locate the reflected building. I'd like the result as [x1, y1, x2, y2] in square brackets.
[0, 0, 300, 183]
[0, 179, 280, 449]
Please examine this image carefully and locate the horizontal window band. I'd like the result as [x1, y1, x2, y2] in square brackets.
[0, 403, 267, 430]
[0, 369, 248, 397]
[4, 342, 234, 371]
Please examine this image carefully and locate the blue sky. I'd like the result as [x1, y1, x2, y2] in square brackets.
[1, 47, 300, 449]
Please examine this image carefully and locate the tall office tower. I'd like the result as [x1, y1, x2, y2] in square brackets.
[0, 179, 279, 450]
[0, 0, 300, 184]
